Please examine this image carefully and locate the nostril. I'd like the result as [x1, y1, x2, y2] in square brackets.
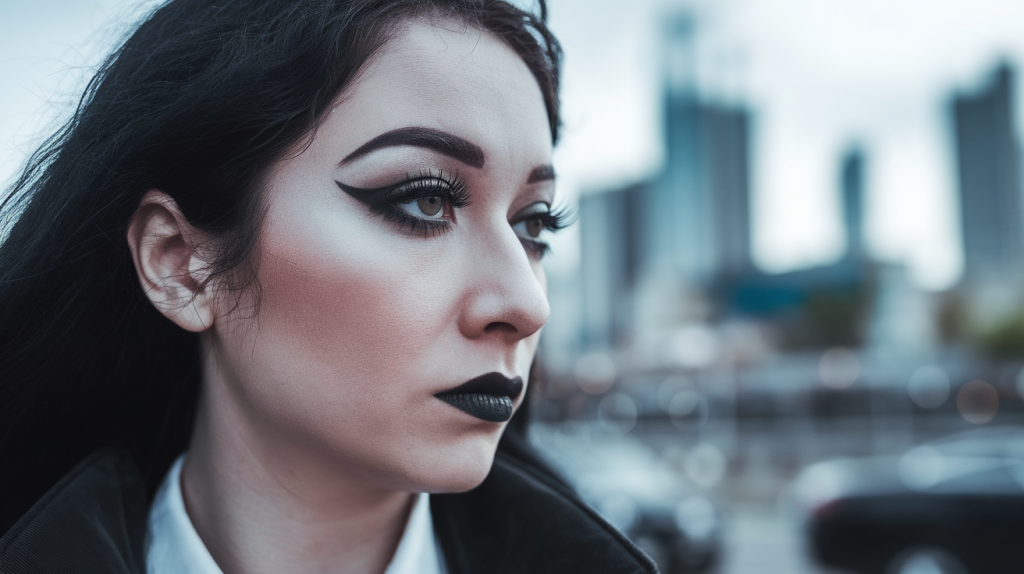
[483, 322, 517, 335]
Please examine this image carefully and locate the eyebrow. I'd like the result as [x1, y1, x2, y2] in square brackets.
[528, 164, 556, 184]
[339, 127, 485, 169]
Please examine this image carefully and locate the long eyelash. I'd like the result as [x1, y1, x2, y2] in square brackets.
[541, 203, 577, 231]
[336, 169, 469, 238]
[517, 203, 577, 259]
[386, 169, 470, 208]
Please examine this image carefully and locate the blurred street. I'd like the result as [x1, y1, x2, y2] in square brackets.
[719, 506, 831, 574]
[533, 407, 1019, 573]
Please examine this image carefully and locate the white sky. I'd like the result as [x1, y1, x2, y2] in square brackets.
[4, 0, 1024, 289]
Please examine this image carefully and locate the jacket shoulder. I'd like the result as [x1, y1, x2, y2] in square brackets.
[0, 449, 148, 574]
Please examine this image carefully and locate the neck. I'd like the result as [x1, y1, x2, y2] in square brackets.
[182, 355, 415, 574]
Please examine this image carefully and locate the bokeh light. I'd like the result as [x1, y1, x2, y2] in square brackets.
[818, 348, 861, 389]
[685, 443, 727, 489]
[575, 352, 616, 394]
[663, 324, 720, 369]
[956, 380, 999, 424]
[657, 374, 694, 412]
[668, 390, 709, 432]
[907, 365, 951, 408]
[674, 496, 717, 542]
[597, 392, 638, 434]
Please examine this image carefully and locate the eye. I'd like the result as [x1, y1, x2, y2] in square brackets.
[397, 195, 446, 219]
[510, 201, 575, 259]
[512, 216, 547, 241]
[335, 170, 470, 238]
[509, 201, 575, 258]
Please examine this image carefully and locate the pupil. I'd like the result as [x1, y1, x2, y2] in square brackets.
[527, 218, 543, 238]
[418, 196, 442, 216]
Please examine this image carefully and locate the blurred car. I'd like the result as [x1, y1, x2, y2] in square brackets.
[532, 426, 721, 573]
[792, 426, 1024, 574]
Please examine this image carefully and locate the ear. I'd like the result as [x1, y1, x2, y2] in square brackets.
[127, 190, 217, 332]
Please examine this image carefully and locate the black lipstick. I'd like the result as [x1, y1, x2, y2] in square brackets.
[435, 372, 524, 423]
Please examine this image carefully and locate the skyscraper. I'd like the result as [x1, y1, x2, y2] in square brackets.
[952, 63, 1024, 285]
[839, 146, 866, 263]
[579, 184, 645, 348]
[703, 105, 753, 277]
[576, 11, 754, 350]
[647, 12, 752, 285]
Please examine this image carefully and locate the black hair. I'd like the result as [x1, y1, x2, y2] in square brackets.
[0, 0, 560, 531]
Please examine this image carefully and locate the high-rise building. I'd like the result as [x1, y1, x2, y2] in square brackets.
[839, 147, 866, 263]
[648, 13, 705, 283]
[646, 12, 752, 285]
[579, 184, 645, 348]
[951, 63, 1024, 285]
[702, 105, 753, 277]
[576, 12, 754, 350]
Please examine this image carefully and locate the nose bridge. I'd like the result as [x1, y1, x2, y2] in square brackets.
[458, 221, 550, 340]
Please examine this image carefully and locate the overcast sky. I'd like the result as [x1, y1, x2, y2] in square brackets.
[4, 0, 1024, 289]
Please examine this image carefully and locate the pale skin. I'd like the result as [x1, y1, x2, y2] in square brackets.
[126, 18, 556, 574]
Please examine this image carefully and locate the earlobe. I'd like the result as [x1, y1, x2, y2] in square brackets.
[127, 190, 216, 332]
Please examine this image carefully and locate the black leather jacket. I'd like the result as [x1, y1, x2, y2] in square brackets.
[0, 432, 658, 573]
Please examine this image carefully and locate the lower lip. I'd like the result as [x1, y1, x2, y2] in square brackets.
[436, 393, 514, 423]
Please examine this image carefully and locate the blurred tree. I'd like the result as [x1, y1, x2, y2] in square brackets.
[979, 308, 1024, 359]
[802, 286, 871, 348]
[772, 283, 873, 350]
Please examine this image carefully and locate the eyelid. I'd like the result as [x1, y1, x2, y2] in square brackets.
[509, 201, 552, 223]
[337, 171, 468, 206]
[335, 170, 469, 238]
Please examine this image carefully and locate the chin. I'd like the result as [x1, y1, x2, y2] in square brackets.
[397, 431, 502, 493]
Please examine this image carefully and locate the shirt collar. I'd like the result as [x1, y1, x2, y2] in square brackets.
[145, 454, 446, 574]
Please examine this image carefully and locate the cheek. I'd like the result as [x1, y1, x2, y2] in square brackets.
[221, 206, 457, 431]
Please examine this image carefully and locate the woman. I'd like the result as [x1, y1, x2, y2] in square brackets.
[0, 0, 656, 572]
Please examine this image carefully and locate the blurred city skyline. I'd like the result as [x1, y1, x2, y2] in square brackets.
[547, 0, 1024, 291]
[5, 0, 1024, 289]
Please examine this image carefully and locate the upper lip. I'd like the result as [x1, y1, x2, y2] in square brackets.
[435, 372, 524, 400]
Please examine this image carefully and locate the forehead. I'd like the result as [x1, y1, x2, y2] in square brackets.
[325, 18, 552, 169]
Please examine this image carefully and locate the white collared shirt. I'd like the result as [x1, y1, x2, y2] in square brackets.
[146, 454, 447, 574]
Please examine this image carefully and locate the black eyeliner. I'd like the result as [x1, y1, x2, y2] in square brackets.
[335, 171, 469, 211]
[335, 170, 469, 238]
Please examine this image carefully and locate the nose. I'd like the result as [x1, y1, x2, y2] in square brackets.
[457, 224, 550, 343]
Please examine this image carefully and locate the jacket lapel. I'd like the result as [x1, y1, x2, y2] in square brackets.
[0, 449, 147, 574]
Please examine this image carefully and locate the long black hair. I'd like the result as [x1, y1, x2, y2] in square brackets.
[0, 0, 560, 530]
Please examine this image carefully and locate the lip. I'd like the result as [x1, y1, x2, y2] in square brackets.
[435, 372, 524, 423]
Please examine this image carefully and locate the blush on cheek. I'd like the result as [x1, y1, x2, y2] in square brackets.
[212, 201, 475, 483]
[254, 222, 452, 381]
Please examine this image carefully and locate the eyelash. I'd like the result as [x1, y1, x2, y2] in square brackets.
[335, 170, 573, 257]
[381, 172, 471, 238]
[511, 204, 575, 259]
[337, 170, 469, 237]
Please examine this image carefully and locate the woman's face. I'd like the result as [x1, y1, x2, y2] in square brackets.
[204, 19, 556, 492]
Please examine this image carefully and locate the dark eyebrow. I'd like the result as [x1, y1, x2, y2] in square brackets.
[339, 127, 485, 169]
[528, 164, 556, 184]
